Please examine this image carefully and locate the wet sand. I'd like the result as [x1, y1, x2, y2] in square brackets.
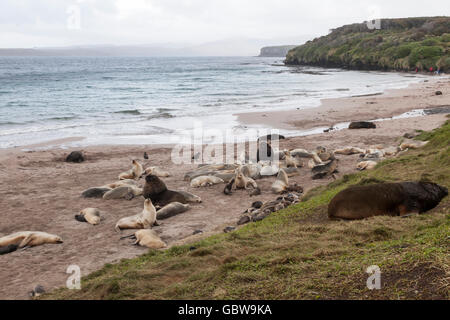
[0, 77, 449, 299]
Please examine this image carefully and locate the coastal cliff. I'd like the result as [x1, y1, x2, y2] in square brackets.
[285, 17, 450, 71]
[259, 45, 296, 57]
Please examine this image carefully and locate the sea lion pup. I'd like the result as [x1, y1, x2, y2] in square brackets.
[233, 168, 258, 190]
[157, 202, 190, 220]
[283, 150, 302, 168]
[334, 147, 366, 155]
[224, 178, 235, 195]
[271, 169, 289, 194]
[129, 230, 166, 249]
[118, 160, 144, 180]
[115, 199, 157, 232]
[103, 186, 143, 200]
[143, 174, 187, 206]
[144, 166, 170, 178]
[357, 160, 378, 171]
[328, 182, 448, 220]
[399, 140, 428, 151]
[0, 232, 63, 249]
[75, 208, 103, 225]
[312, 159, 338, 180]
[190, 176, 224, 188]
[177, 191, 202, 203]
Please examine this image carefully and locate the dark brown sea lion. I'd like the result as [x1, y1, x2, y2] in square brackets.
[66, 151, 84, 163]
[328, 182, 448, 220]
[143, 174, 187, 206]
[348, 121, 376, 129]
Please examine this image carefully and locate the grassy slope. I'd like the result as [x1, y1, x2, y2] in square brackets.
[43, 121, 450, 300]
[285, 17, 450, 72]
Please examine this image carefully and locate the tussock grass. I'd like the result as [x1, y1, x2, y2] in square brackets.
[43, 122, 450, 300]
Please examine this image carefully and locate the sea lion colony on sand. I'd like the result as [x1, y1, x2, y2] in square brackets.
[3, 134, 446, 264]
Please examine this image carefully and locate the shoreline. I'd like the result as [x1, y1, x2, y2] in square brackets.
[0, 77, 449, 299]
[236, 76, 449, 131]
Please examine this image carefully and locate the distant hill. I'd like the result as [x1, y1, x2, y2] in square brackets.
[285, 17, 450, 72]
[259, 45, 297, 57]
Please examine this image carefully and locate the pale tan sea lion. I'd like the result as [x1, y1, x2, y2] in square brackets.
[75, 208, 103, 225]
[328, 182, 448, 220]
[399, 140, 428, 151]
[133, 230, 166, 249]
[284, 150, 301, 168]
[357, 160, 378, 171]
[334, 147, 365, 155]
[190, 176, 224, 188]
[118, 160, 144, 180]
[290, 149, 323, 164]
[115, 199, 157, 231]
[234, 168, 258, 190]
[144, 166, 171, 177]
[157, 202, 190, 220]
[271, 169, 288, 194]
[0, 232, 63, 249]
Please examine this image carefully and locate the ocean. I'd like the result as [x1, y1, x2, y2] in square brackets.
[0, 56, 428, 149]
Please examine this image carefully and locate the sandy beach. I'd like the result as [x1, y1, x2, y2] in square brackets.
[0, 77, 449, 299]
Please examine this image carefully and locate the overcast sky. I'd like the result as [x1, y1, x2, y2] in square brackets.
[1, 0, 449, 48]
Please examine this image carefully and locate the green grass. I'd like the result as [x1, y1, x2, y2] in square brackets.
[285, 17, 450, 72]
[42, 122, 450, 300]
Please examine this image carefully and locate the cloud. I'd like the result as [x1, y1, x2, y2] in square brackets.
[0, 0, 449, 48]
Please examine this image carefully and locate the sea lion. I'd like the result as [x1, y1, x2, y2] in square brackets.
[143, 175, 187, 206]
[66, 151, 84, 163]
[122, 230, 166, 249]
[271, 169, 289, 194]
[234, 168, 258, 190]
[348, 121, 376, 129]
[328, 182, 448, 220]
[290, 149, 323, 164]
[241, 164, 262, 180]
[103, 186, 143, 200]
[259, 163, 279, 176]
[115, 199, 157, 231]
[257, 141, 274, 163]
[81, 187, 111, 198]
[118, 160, 144, 180]
[317, 147, 335, 162]
[334, 147, 366, 155]
[177, 191, 202, 203]
[357, 160, 378, 171]
[312, 159, 338, 180]
[0, 232, 63, 250]
[0, 244, 18, 255]
[399, 140, 428, 151]
[224, 178, 235, 195]
[103, 179, 138, 189]
[75, 208, 103, 225]
[190, 176, 224, 188]
[284, 150, 302, 168]
[157, 202, 190, 220]
[144, 166, 171, 178]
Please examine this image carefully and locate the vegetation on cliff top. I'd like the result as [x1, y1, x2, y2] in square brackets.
[285, 17, 450, 72]
[42, 121, 450, 300]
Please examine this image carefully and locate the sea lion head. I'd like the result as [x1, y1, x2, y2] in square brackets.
[51, 235, 63, 244]
[144, 174, 168, 196]
[420, 182, 448, 199]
